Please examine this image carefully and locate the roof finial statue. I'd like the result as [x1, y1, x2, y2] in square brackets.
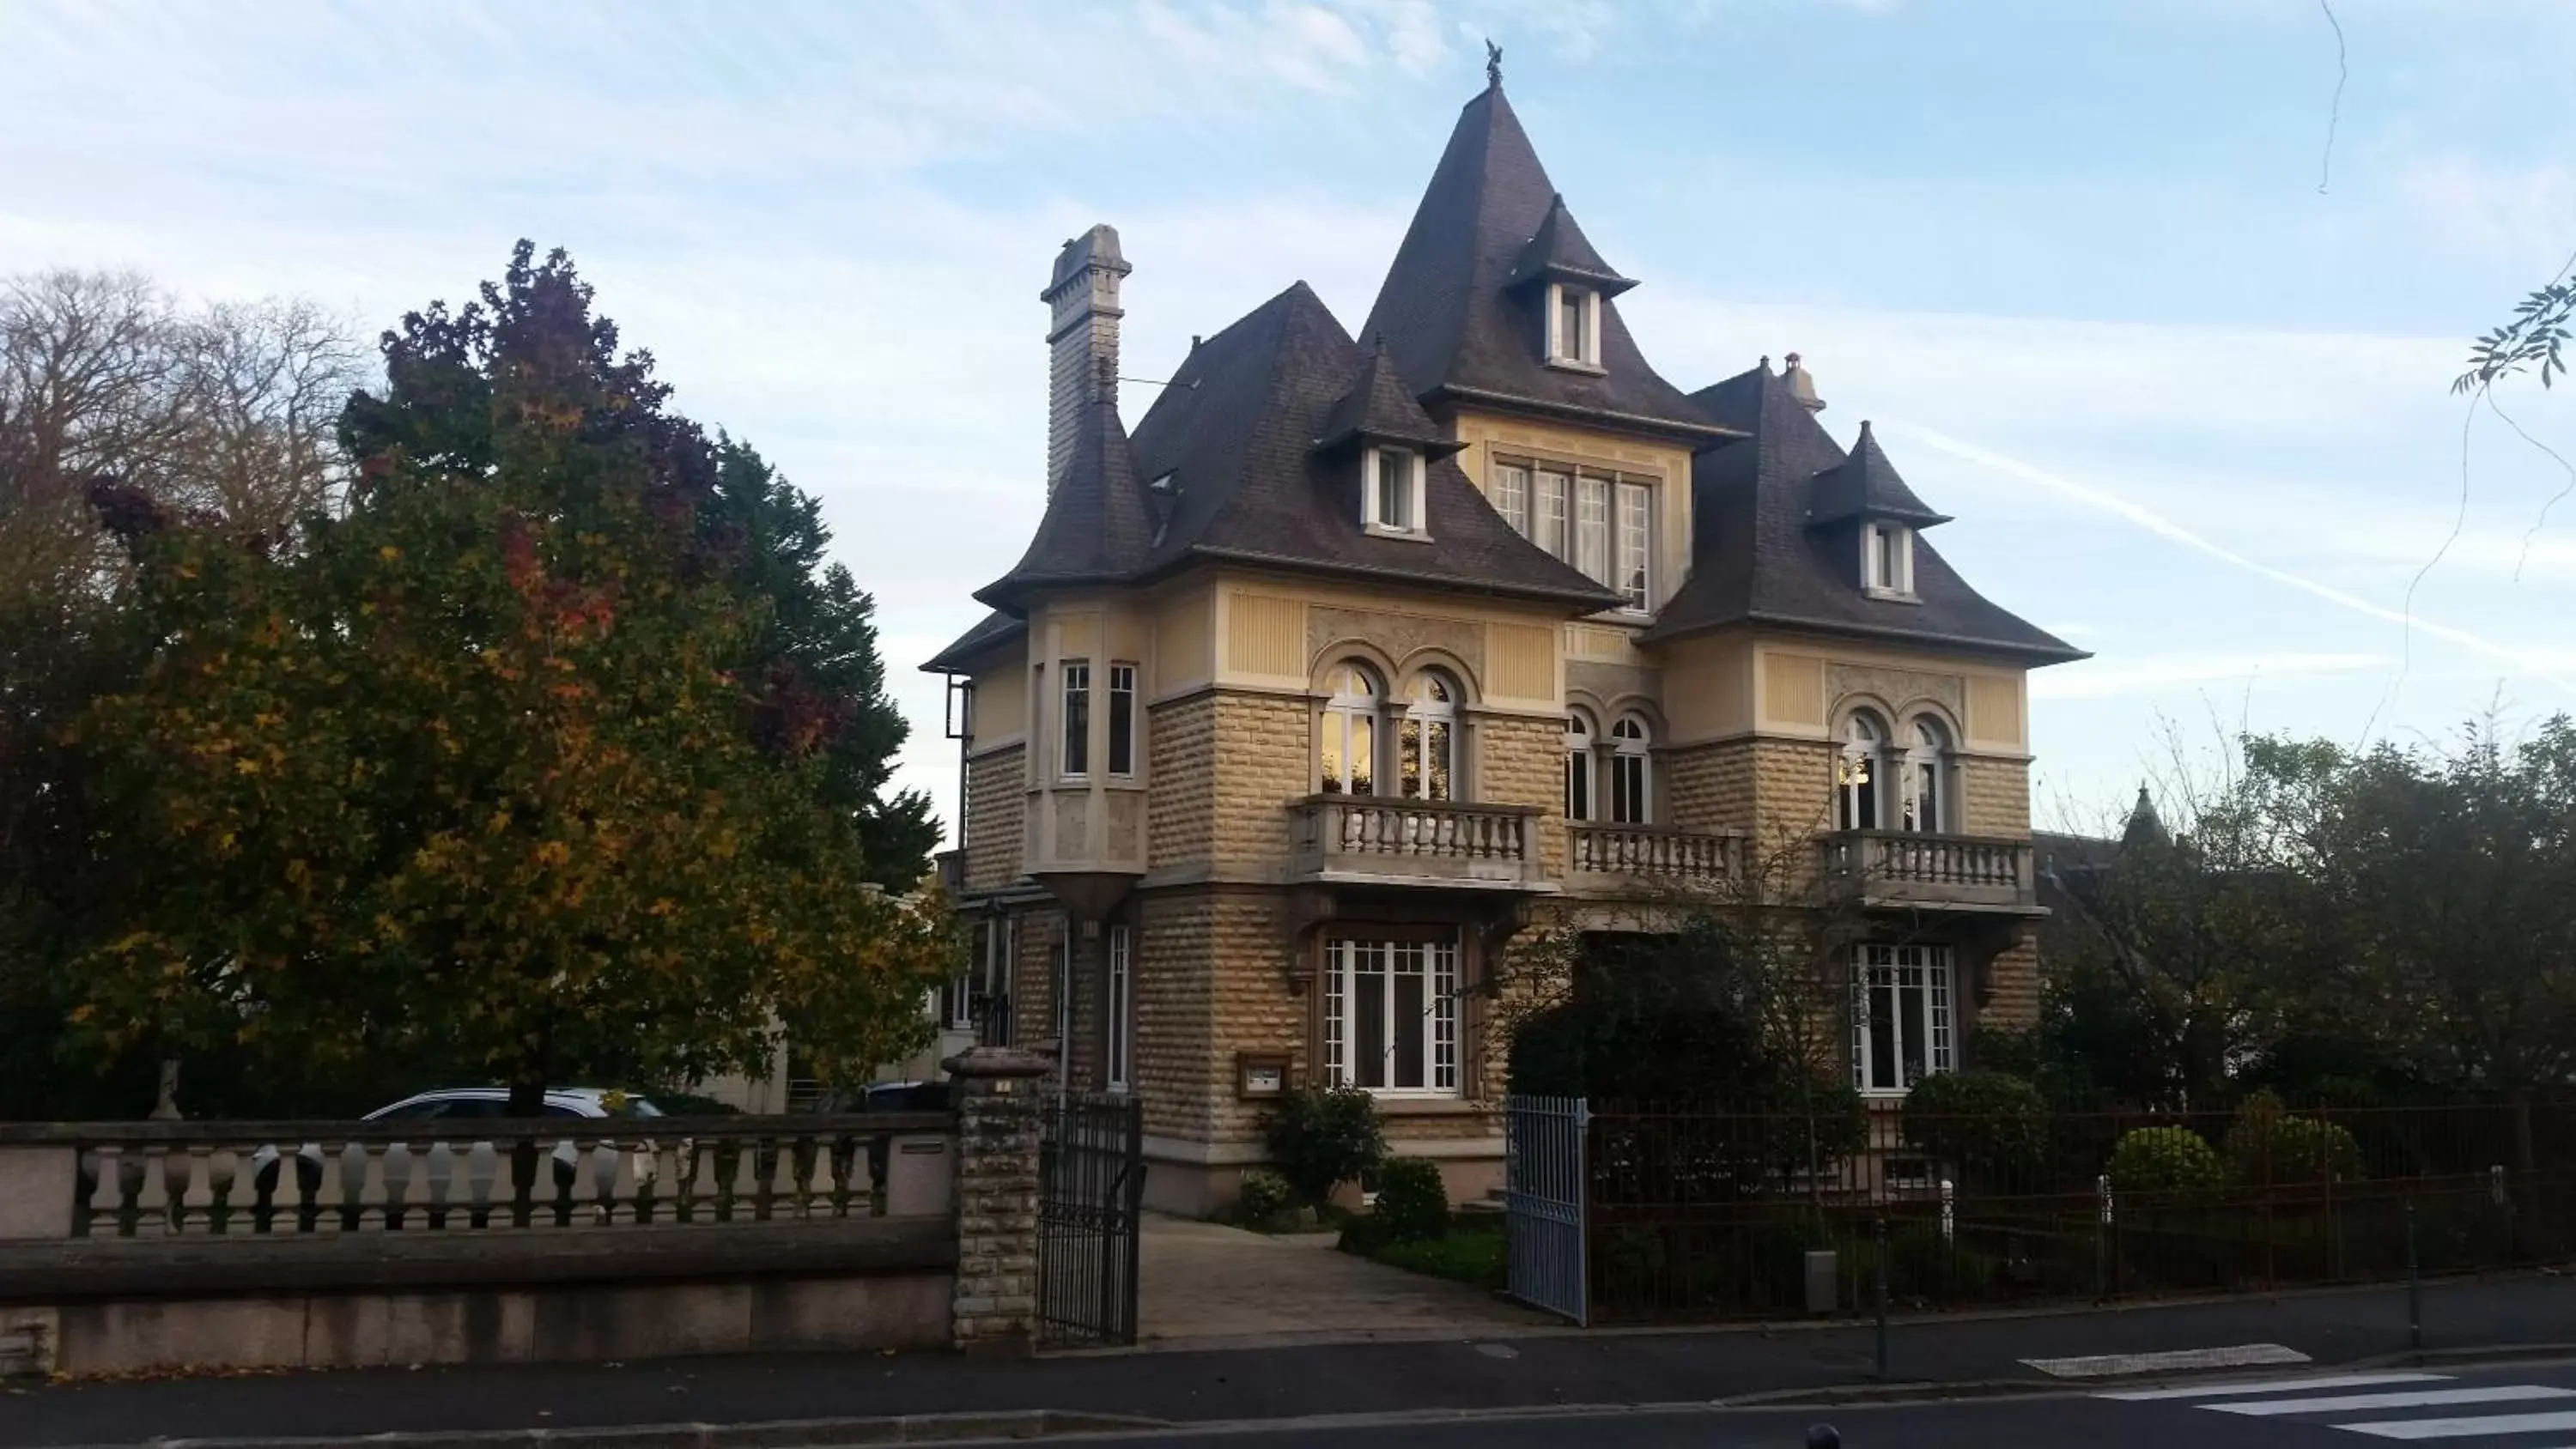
[1485, 37, 1502, 89]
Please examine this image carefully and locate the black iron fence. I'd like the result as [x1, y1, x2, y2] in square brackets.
[1579, 1099, 2576, 1323]
[1036, 1090, 1145, 1348]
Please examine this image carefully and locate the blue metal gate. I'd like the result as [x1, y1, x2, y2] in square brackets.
[1504, 1094, 1589, 1325]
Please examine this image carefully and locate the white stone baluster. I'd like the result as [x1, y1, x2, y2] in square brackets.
[728, 1137, 762, 1222]
[85, 1145, 125, 1235]
[172, 1145, 216, 1234]
[354, 1142, 392, 1232]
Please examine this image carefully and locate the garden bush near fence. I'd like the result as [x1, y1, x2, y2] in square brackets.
[1562, 1096, 2573, 1323]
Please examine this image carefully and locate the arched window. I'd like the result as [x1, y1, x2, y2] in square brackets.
[1319, 664, 1379, 795]
[1609, 714, 1651, 826]
[1838, 711, 1886, 831]
[1901, 717, 1949, 834]
[1563, 711, 1595, 822]
[1400, 672, 1457, 801]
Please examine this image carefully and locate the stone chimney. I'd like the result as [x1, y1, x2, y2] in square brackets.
[1783, 351, 1824, 412]
[1042, 224, 1131, 496]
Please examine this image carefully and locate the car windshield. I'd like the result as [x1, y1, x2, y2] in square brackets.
[603, 1095, 662, 1118]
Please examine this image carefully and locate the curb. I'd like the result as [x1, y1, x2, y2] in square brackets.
[38, 1411, 1172, 1449]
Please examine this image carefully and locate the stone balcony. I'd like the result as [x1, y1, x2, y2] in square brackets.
[1566, 823, 1742, 894]
[1817, 829, 2038, 913]
[1287, 796, 1552, 891]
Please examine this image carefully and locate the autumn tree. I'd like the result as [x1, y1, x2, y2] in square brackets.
[69, 245, 954, 1116]
[0, 271, 365, 1119]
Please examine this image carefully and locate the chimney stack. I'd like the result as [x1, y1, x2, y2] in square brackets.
[1783, 351, 1824, 413]
[1042, 224, 1132, 496]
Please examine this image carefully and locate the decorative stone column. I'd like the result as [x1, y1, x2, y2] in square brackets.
[945, 1045, 1051, 1354]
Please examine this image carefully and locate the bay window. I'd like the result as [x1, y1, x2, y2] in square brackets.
[1323, 937, 1460, 1095]
[1851, 943, 1953, 1095]
[1060, 660, 1091, 778]
[1488, 459, 1653, 611]
[1108, 662, 1138, 777]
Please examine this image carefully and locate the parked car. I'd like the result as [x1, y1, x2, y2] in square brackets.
[805, 1079, 949, 1113]
[250, 1087, 665, 1200]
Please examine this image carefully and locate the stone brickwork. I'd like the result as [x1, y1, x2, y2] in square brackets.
[1665, 740, 1756, 836]
[1959, 756, 2032, 837]
[963, 747, 1026, 893]
[1748, 738, 1838, 848]
[1207, 692, 1311, 874]
[1475, 712, 1563, 876]
[1978, 938, 2041, 1031]
[1005, 906, 1067, 1050]
[1146, 693, 1217, 868]
[1131, 888, 1301, 1146]
[945, 1046, 1050, 1354]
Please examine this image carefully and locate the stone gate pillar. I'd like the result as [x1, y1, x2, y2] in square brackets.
[944, 1045, 1051, 1353]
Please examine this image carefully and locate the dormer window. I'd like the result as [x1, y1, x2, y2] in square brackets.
[1863, 522, 1915, 599]
[1364, 445, 1428, 538]
[1546, 282, 1601, 370]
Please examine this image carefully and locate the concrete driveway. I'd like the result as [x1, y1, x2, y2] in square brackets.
[1136, 1214, 1555, 1347]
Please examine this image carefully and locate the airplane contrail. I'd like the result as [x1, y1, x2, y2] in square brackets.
[1880, 420, 2574, 694]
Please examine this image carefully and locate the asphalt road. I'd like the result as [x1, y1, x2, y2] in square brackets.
[1060, 1358, 2576, 1449]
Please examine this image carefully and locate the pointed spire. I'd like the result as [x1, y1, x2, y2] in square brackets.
[2122, 783, 2171, 847]
[976, 360, 1155, 610]
[1807, 419, 1953, 529]
[1485, 37, 1503, 90]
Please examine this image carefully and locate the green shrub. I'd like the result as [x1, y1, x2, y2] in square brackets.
[1371, 1156, 1449, 1244]
[2224, 1092, 2365, 1185]
[2106, 1125, 2223, 1198]
[1262, 1085, 1386, 1208]
[1234, 1169, 1294, 1224]
[1901, 1070, 2049, 1188]
[1884, 1222, 1997, 1302]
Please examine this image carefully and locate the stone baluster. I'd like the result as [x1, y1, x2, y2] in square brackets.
[353, 1143, 392, 1232]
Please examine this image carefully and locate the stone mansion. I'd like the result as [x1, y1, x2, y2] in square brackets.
[923, 74, 2084, 1215]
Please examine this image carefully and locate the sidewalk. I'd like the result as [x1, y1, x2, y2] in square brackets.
[4, 1275, 2570, 1446]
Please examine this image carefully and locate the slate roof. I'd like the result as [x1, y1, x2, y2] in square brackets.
[1123, 282, 1617, 606]
[1807, 420, 1951, 528]
[1643, 361, 2085, 663]
[923, 608, 1024, 674]
[1356, 84, 1728, 442]
[973, 359, 1157, 612]
[1504, 194, 1634, 296]
[1311, 339, 1461, 456]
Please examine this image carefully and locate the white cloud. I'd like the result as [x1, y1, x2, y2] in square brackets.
[2032, 652, 2390, 701]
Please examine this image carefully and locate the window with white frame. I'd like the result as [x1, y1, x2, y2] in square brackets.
[1060, 660, 1091, 778]
[1107, 663, 1138, 777]
[1564, 711, 1595, 822]
[1863, 522, 1915, 597]
[1900, 718, 1949, 834]
[1534, 469, 1570, 558]
[1400, 672, 1457, 801]
[1491, 461, 1652, 610]
[1322, 937, 1460, 1095]
[1106, 925, 1132, 1093]
[1609, 713, 1652, 825]
[1575, 475, 1610, 585]
[1548, 283, 1599, 367]
[1614, 480, 1652, 610]
[1364, 446, 1426, 537]
[1851, 943, 1953, 1094]
[1838, 711, 1886, 831]
[1494, 462, 1530, 535]
[1052, 935, 1071, 1051]
[957, 916, 1015, 1040]
[1319, 663, 1380, 795]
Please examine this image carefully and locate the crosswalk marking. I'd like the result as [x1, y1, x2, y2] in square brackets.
[2031, 1343, 2310, 1378]
[2342, 1410, 2576, 1440]
[2099, 1373, 2452, 1402]
[2210, 1385, 2576, 1416]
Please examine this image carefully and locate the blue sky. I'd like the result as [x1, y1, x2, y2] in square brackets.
[7, 0, 2574, 837]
